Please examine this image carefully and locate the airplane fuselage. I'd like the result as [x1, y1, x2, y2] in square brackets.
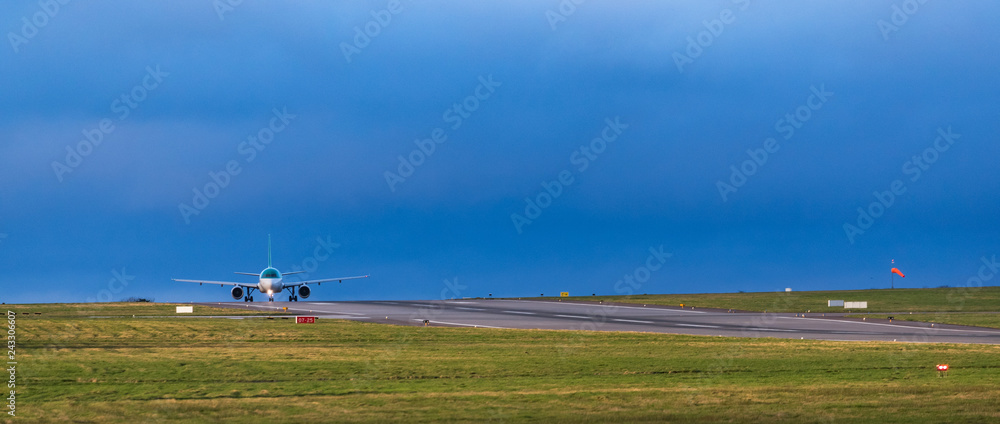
[257, 267, 283, 299]
[259, 277, 283, 295]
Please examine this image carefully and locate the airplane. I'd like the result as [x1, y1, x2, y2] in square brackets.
[173, 235, 368, 302]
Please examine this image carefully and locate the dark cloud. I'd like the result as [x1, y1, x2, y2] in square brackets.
[2, 1, 999, 302]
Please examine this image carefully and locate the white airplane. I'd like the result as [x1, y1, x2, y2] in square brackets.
[173, 236, 368, 302]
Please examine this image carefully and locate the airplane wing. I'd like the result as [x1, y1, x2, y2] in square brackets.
[173, 278, 259, 288]
[283, 275, 369, 287]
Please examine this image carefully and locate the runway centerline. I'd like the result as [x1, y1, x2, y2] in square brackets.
[198, 300, 1000, 344]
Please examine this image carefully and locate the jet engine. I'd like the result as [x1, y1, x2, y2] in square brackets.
[231, 286, 244, 300]
[298, 285, 311, 299]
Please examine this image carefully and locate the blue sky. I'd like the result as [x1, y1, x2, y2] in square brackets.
[2, 1, 998, 303]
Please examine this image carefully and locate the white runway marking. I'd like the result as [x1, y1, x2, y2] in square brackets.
[456, 307, 485, 311]
[496, 300, 707, 313]
[777, 316, 1000, 334]
[555, 315, 590, 319]
[676, 324, 720, 329]
[284, 308, 366, 316]
[412, 319, 506, 329]
[613, 319, 654, 324]
[503, 310, 536, 315]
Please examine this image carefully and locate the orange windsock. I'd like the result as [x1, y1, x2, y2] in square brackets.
[891, 268, 905, 278]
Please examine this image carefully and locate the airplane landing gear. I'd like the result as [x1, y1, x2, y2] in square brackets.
[284, 287, 300, 302]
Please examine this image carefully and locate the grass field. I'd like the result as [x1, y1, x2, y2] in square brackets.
[7, 303, 1000, 423]
[565, 286, 1000, 313]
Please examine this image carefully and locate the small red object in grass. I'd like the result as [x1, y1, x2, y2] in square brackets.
[936, 364, 949, 371]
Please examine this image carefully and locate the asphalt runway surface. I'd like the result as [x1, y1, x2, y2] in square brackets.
[197, 299, 1000, 344]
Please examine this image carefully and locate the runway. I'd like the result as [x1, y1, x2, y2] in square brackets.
[197, 299, 1000, 344]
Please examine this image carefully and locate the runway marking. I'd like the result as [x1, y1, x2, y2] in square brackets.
[281, 308, 367, 316]
[676, 324, 720, 329]
[613, 319, 654, 324]
[555, 315, 591, 319]
[778, 316, 1000, 334]
[456, 307, 486, 311]
[412, 319, 506, 329]
[495, 300, 706, 313]
[744, 327, 795, 332]
[503, 310, 536, 315]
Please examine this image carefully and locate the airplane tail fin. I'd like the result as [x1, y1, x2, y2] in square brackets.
[267, 234, 272, 268]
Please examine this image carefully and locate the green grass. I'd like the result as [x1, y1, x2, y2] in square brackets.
[846, 313, 1000, 329]
[8, 305, 1000, 423]
[4, 302, 290, 318]
[562, 286, 1000, 313]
